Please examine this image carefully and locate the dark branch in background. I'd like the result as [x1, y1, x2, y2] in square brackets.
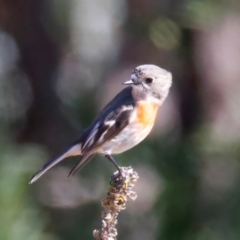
[0, 0, 76, 152]
[178, 28, 203, 135]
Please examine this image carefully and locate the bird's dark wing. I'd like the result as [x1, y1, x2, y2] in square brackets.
[67, 87, 135, 176]
[77, 86, 134, 154]
[68, 105, 134, 176]
[82, 105, 133, 152]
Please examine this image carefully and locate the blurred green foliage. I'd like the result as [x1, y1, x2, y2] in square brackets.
[0, 142, 54, 240]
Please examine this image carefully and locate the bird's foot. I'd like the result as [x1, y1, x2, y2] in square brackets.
[110, 168, 124, 189]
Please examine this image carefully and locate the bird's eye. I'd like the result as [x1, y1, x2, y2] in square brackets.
[145, 78, 153, 84]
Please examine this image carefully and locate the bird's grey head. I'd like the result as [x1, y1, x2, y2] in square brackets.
[124, 64, 172, 102]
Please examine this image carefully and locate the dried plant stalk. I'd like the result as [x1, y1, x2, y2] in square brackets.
[93, 166, 139, 240]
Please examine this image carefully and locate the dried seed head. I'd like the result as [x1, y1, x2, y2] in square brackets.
[93, 167, 139, 240]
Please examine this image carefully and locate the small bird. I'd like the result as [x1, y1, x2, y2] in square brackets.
[29, 64, 172, 184]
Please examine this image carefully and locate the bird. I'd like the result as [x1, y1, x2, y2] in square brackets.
[29, 64, 172, 184]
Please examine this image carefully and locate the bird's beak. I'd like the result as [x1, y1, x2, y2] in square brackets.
[123, 79, 134, 85]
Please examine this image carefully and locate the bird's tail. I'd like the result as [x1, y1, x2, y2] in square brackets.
[29, 143, 81, 184]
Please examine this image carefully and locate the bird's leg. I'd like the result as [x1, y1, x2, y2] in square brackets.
[105, 154, 121, 174]
[105, 154, 124, 188]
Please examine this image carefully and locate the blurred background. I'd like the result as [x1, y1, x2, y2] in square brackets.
[0, 0, 240, 239]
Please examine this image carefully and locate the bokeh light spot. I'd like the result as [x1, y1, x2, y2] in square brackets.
[149, 17, 181, 50]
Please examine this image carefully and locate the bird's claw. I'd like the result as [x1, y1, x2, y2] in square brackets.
[110, 169, 124, 189]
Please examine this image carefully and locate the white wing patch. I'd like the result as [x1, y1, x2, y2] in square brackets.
[82, 105, 134, 151]
[98, 120, 115, 142]
[82, 122, 100, 149]
[104, 120, 115, 127]
[122, 105, 133, 111]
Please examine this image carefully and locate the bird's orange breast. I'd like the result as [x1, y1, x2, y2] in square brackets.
[136, 101, 159, 126]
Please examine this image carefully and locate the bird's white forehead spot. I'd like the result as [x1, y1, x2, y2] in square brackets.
[131, 73, 137, 81]
[132, 67, 144, 78]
